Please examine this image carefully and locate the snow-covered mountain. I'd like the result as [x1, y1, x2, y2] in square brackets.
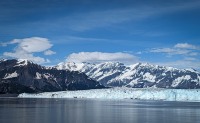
[56, 62, 200, 89]
[0, 59, 104, 94]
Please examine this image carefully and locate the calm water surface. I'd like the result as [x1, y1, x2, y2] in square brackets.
[0, 98, 200, 123]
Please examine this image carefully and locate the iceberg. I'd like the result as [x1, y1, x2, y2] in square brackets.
[18, 88, 200, 102]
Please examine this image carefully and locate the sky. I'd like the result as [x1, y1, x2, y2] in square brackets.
[0, 0, 200, 70]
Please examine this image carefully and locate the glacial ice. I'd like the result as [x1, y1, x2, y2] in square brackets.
[18, 88, 200, 102]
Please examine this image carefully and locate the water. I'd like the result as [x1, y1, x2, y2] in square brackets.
[0, 98, 200, 123]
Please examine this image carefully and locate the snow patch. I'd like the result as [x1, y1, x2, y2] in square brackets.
[143, 72, 156, 82]
[3, 71, 18, 79]
[128, 63, 140, 69]
[14, 59, 29, 67]
[97, 71, 117, 81]
[128, 79, 139, 86]
[117, 69, 135, 80]
[43, 73, 50, 79]
[35, 72, 42, 79]
[18, 59, 28, 65]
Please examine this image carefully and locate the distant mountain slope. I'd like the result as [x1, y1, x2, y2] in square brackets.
[56, 62, 200, 89]
[0, 59, 104, 94]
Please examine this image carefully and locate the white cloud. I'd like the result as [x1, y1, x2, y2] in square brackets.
[1, 37, 53, 51]
[15, 37, 52, 52]
[150, 43, 200, 56]
[3, 48, 46, 63]
[150, 48, 190, 55]
[66, 52, 139, 64]
[150, 48, 175, 53]
[3, 37, 54, 63]
[0, 39, 21, 46]
[174, 43, 199, 50]
[44, 50, 56, 55]
[149, 42, 200, 70]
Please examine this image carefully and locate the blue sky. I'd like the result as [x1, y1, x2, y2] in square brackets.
[0, 0, 200, 69]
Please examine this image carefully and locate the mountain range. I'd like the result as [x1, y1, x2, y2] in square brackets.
[1, 59, 200, 94]
[56, 61, 200, 89]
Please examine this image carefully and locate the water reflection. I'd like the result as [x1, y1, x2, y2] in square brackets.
[0, 98, 200, 123]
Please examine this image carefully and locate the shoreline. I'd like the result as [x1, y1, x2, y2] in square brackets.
[0, 94, 19, 97]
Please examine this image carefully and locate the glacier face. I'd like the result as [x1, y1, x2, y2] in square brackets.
[18, 88, 200, 102]
[56, 62, 200, 89]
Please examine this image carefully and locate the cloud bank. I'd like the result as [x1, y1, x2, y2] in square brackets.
[66, 52, 139, 64]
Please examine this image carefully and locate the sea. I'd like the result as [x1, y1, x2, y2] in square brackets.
[0, 98, 200, 123]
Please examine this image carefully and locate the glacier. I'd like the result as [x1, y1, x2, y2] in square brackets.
[18, 88, 200, 102]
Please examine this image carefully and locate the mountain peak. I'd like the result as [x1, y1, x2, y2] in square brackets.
[0, 59, 8, 62]
[56, 61, 86, 71]
[17, 59, 29, 65]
